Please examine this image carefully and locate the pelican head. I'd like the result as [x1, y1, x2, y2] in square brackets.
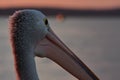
[10, 10, 49, 47]
[9, 9, 99, 80]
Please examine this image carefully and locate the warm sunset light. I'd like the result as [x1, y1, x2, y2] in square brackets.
[56, 14, 65, 22]
[0, 0, 120, 80]
[0, 0, 120, 9]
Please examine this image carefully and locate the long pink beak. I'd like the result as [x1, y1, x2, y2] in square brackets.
[35, 28, 99, 80]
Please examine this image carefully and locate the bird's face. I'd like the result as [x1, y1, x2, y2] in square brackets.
[10, 9, 71, 58]
[10, 10, 49, 45]
[10, 9, 98, 80]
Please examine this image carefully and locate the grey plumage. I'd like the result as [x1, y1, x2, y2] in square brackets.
[9, 9, 49, 80]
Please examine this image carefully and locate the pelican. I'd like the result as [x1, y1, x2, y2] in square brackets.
[9, 9, 99, 80]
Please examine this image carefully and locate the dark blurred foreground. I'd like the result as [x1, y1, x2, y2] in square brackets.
[0, 7, 120, 17]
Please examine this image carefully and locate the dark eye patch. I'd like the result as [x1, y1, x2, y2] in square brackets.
[44, 19, 48, 25]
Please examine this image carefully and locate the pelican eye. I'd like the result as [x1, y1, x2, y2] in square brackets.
[43, 18, 48, 26]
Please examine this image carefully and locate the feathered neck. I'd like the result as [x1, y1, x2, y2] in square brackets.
[9, 10, 39, 80]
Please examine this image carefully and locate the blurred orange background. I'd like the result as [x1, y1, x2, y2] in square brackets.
[0, 0, 120, 9]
